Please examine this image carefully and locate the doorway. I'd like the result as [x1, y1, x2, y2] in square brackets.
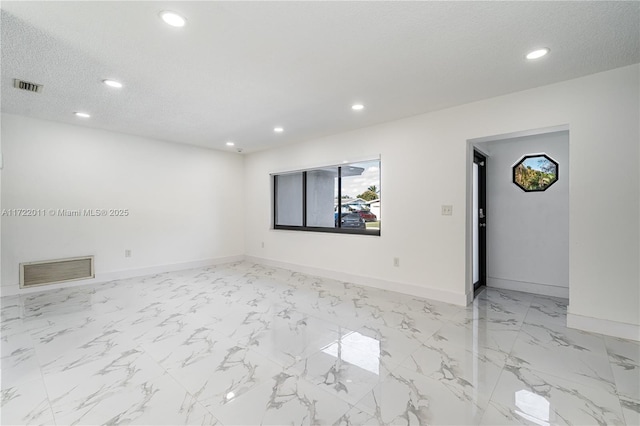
[472, 150, 487, 295]
[467, 126, 570, 303]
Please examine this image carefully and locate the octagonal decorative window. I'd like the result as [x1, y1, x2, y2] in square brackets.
[513, 154, 558, 192]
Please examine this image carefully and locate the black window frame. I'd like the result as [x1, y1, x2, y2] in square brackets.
[273, 163, 380, 236]
[512, 153, 559, 192]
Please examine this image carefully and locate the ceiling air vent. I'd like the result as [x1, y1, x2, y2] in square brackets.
[13, 79, 43, 93]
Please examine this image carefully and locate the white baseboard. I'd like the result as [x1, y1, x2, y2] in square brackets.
[245, 255, 468, 306]
[487, 277, 569, 298]
[0, 255, 245, 298]
[2, 254, 469, 306]
[567, 309, 640, 342]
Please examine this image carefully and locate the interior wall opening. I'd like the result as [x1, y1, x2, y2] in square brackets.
[467, 126, 570, 305]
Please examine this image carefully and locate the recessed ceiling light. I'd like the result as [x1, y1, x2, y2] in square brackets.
[226, 141, 235, 146]
[74, 112, 90, 118]
[274, 127, 284, 133]
[352, 104, 364, 111]
[102, 79, 123, 88]
[526, 48, 550, 60]
[160, 11, 186, 27]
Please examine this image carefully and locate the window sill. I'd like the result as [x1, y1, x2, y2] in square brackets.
[273, 225, 380, 236]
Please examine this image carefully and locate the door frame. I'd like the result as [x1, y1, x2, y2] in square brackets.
[473, 150, 487, 294]
[465, 125, 569, 304]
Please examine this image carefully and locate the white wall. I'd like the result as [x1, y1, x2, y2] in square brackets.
[244, 64, 639, 337]
[1, 114, 245, 295]
[481, 131, 569, 298]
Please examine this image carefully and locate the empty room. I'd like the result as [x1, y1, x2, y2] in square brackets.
[1, 1, 639, 425]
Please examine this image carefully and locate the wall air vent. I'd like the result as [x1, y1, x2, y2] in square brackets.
[20, 256, 94, 288]
[13, 79, 43, 93]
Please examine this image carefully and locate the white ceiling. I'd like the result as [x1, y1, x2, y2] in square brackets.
[2, 1, 639, 153]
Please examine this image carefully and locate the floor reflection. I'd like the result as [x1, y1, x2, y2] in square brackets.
[322, 331, 381, 375]
[515, 389, 551, 426]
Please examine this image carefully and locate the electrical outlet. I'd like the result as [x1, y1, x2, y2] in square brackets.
[441, 205, 453, 216]
[261, 242, 265, 249]
[125, 249, 132, 258]
[394, 257, 400, 267]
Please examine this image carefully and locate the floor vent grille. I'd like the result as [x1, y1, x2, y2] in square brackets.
[20, 256, 94, 288]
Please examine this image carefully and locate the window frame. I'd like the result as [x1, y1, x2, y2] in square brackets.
[272, 162, 381, 236]
[512, 153, 559, 192]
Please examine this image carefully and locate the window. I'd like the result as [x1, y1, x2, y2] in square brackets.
[274, 173, 303, 226]
[513, 154, 558, 192]
[273, 159, 380, 235]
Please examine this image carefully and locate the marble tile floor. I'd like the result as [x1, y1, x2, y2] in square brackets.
[1, 261, 638, 425]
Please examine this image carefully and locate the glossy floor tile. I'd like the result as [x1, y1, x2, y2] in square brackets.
[1, 262, 638, 425]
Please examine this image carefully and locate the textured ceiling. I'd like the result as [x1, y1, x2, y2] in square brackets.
[2, 1, 639, 153]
